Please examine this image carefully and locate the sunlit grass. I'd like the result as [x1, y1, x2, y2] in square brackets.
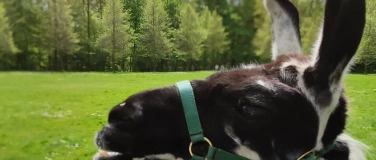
[0, 72, 374, 159]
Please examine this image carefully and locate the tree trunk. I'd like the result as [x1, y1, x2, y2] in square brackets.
[60, 51, 63, 71]
[129, 53, 133, 72]
[364, 56, 368, 74]
[87, 0, 91, 71]
[112, 0, 116, 72]
[65, 53, 67, 71]
[112, 52, 115, 72]
[54, 49, 58, 71]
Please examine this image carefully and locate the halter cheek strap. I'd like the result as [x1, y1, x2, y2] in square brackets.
[175, 80, 335, 160]
[176, 80, 248, 160]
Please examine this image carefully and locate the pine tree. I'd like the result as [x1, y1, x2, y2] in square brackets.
[138, 0, 172, 71]
[175, 3, 205, 61]
[162, 0, 181, 29]
[69, 0, 103, 71]
[2, 0, 43, 70]
[201, 8, 229, 69]
[97, 0, 132, 72]
[0, 2, 18, 69]
[44, 0, 79, 71]
[123, 0, 146, 71]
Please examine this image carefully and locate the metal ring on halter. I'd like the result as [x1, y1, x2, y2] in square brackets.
[297, 149, 315, 160]
[189, 137, 213, 159]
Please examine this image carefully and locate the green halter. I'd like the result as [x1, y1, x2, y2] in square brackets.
[175, 80, 335, 160]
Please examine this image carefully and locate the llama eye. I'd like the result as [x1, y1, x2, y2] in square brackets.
[240, 105, 267, 119]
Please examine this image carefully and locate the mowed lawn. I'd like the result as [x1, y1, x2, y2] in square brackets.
[0, 72, 375, 160]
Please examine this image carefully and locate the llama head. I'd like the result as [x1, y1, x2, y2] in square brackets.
[93, 0, 366, 159]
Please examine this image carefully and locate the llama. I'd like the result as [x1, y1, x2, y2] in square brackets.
[93, 0, 368, 159]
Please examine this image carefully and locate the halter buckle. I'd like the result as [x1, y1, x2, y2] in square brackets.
[189, 137, 213, 159]
[297, 149, 315, 160]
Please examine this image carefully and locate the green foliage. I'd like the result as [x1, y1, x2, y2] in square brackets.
[0, 72, 374, 159]
[175, 3, 205, 61]
[0, 2, 18, 70]
[163, 0, 182, 30]
[137, 0, 172, 71]
[97, 0, 133, 72]
[44, 0, 79, 71]
[356, 0, 376, 73]
[252, 0, 272, 62]
[123, 0, 146, 71]
[296, 0, 324, 55]
[0, 2, 18, 56]
[201, 7, 229, 69]
[0, 0, 375, 72]
[124, 0, 146, 33]
[1, 0, 45, 69]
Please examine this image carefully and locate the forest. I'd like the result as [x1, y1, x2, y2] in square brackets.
[0, 0, 375, 73]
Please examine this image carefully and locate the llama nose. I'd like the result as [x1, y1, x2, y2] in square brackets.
[108, 102, 142, 124]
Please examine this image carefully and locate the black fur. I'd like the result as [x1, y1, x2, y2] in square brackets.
[304, 0, 366, 107]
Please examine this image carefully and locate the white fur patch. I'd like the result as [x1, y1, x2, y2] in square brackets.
[263, 0, 302, 60]
[256, 80, 275, 91]
[119, 102, 126, 107]
[241, 63, 261, 70]
[131, 102, 143, 118]
[224, 125, 242, 145]
[311, 25, 324, 61]
[234, 146, 261, 160]
[224, 125, 261, 160]
[337, 133, 369, 160]
[137, 153, 183, 160]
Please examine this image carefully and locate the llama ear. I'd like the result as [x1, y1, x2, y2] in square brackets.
[263, 0, 302, 61]
[303, 0, 365, 107]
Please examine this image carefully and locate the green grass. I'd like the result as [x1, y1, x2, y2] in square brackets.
[0, 72, 375, 160]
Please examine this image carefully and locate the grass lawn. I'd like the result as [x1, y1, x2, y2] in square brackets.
[0, 72, 375, 160]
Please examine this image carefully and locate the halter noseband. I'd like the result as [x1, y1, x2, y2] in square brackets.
[175, 80, 335, 160]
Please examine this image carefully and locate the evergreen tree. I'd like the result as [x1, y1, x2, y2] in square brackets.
[175, 3, 205, 62]
[201, 8, 229, 69]
[45, 0, 79, 71]
[138, 0, 172, 71]
[2, 0, 43, 70]
[202, 0, 258, 66]
[123, 0, 146, 71]
[162, 0, 181, 30]
[97, 0, 132, 72]
[0, 2, 18, 69]
[69, 0, 103, 71]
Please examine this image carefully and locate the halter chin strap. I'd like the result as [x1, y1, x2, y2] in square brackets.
[175, 80, 335, 160]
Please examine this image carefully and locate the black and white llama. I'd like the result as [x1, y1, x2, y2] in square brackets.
[93, 0, 368, 159]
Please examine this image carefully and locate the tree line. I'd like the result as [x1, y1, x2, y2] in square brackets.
[0, 0, 375, 73]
